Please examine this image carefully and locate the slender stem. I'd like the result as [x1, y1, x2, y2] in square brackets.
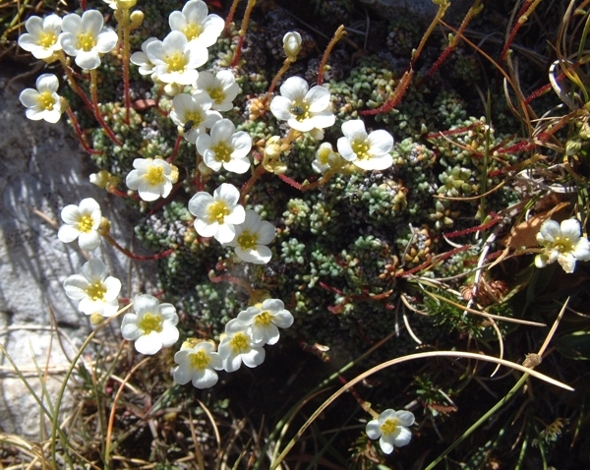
[410, 0, 450, 67]
[317, 25, 346, 85]
[90, 70, 123, 146]
[263, 59, 292, 107]
[240, 163, 267, 205]
[121, 7, 131, 124]
[64, 104, 103, 155]
[231, 0, 257, 67]
[103, 233, 174, 260]
[167, 134, 184, 163]
[59, 51, 94, 110]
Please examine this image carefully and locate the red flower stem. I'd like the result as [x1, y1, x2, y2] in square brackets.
[240, 163, 266, 205]
[167, 134, 183, 163]
[209, 272, 255, 297]
[500, 0, 540, 62]
[90, 70, 123, 146]
[103, 234, 174, 261]
[230, 0, 257, 67]
[64, 105, 103, 155]
[120, 7, 132, 125]
[263, 59, 291, 108]
[59, 52, 94, 111]
[317, 25, 346, 86]
[225, 0, 240, 32]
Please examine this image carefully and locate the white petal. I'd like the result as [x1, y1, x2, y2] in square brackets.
[58, 224, 81, 244]
[560, 219, 582, 239]
[235, 246, 271, 264]
[306, 85, 331, 112]
[392, 426, 412, 447]
[77, 231, 101, 250]
[241, 348, 265, 368]
[192, 368, 218, 388]
[367, 130, 394, 156]
[379, 435, 395, 454]
[172, 363, 193, 385]
[135, 333, 163, 355]
[270, 95, 294, 121]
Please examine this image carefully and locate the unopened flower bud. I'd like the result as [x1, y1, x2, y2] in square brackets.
[129, 10, 144, 30]
[283, 31, 302, 61]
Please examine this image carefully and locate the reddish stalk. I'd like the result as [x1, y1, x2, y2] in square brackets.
[103, 234, 174, 260]
[500, 0, 540, 62]
[444, 215, 502, 239]
[64, 107, 102, 155]
[418, 0, 483, 87]
[120, 7, 132, 124]
[240, 163, 266, 204]
[317, 25, 346, 86]
[360, 68, 413, 116]
[230, 0, 257, 67]
[167, 135, 184, 163]
[225, 0, 240, 32]
[90, 70, 123, 146]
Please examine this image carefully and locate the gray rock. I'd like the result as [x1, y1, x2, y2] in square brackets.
[0, 69, 157, 440]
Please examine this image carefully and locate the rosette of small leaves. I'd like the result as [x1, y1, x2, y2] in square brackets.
[437, 165, 479, 198]
[428, 199, 459, 231]
[309, 200, 338, 236]
[433, 91, 468, 130]
[395, 225, 436, 269]
[282, 198, 311, 232]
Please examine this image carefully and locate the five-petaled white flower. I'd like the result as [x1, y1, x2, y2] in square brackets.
[197, 118, 252, 174]
[225, 210, 275, 264]
[188, 183, 246, 243]
[366, 409, 415, 455]
[126, 158, 178, 202]
[121, 294, 180, 355]
[59, 10, 118, 70]
[57, 197, 102, 251]
[169, 0, 224, 48]
[337, 119, 394, 171]
[130, 37, 158, 77]
[19, 73, 63, 123]
[172, 340, 223, 389]
[63, 258, 121, 317]
[218, 319, 265, 372]
[535, 218, 590, 273]
[146, 30, 208, 86]
[270, 76, 335, 132]
[170, 92, 221, 143]
[236, 298, 293, 345]
[18, 14, 63, 60]
[197, 70, 240, 112]
[283, 31, 302, 60]
[311, 142, 343, 174]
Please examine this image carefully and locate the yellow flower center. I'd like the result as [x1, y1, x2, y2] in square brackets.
[76, 32, 97, 52]
[85, 282, 106, 301]
[552, 236, 574, 254]
[229, 332, 250, 353]
[351, 140, 370, 160]
[138, 313, 163, 334]
[39, 31, 57, 49]
[145, 164, 165, 186]
[212, 142, 232, 163]
[189, 350, 211, 370]
[290, 102, 310, 122]
[208, 87, 225, 104]
[185, 112, 203, 128]
[38, 91, 56, 111]
[380, 418, 399, 435]
[207, 200, 231, 224]
[77, 214, 94, 233]
[237, 231, 258, 250]
[165, 51, 188, 72]
[254, 311, 272, 326]
[183, 23, 204, 41]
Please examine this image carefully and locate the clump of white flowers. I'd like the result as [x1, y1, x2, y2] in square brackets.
[535, 218, 590, 273]
[366, 409, 415, 454]
[18, 14, 63, 60]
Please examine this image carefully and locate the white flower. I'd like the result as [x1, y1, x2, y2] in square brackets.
[121, 294, 180, 355]
[236, 298, 293, 345]
[270, 76, 335, 132]
[197, 118, 252, 174]
[57, 197, 102, 251]
[337, 119, 394, 171]
[225, 210, 275, 264]
[366, 409, 415, 455]
[130, 37, 158, 76]
[169, 0, 224, 48]
[197, 70, 240, 112]
[18, 14, 62, 60]
[218, 319, 265, 372]
[63, 258, 121, 317]
[59, 10, 118, 70]
[188, 183, 246, 243]
[146, 30, 208, 86]
[283, 31, 302, 60]
[19, 73, 63, 123]
[311, 142, 343, 174]
[535, 218, 590, 273]
[170, 92, 221, 143]
[172, 340, 223, 389]
[126, 158, 178, 202]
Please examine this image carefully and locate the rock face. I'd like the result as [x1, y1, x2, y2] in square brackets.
[0, 69, 156, 440]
